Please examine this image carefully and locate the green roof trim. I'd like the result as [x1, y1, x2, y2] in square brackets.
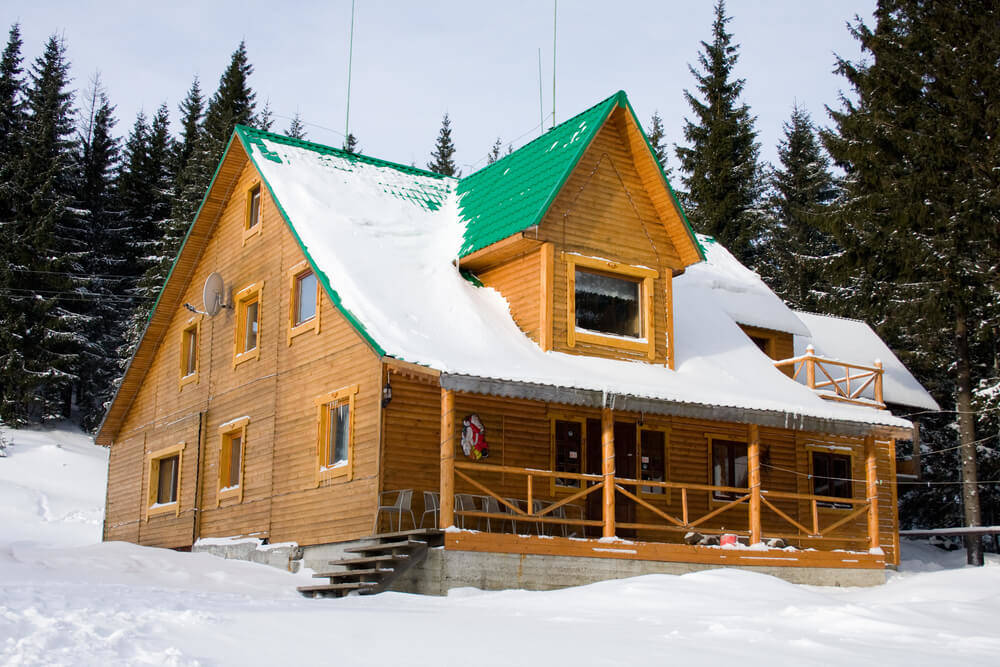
[455, 91, 621, 257]
[233, 124, 394, 357]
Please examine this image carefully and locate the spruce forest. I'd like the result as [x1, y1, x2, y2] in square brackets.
[0, 0, 997, 552]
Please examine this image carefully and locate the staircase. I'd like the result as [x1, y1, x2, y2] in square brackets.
[297, 528, 444, 598]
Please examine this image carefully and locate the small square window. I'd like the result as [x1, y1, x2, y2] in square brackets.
[157, 455, 179, 504]
[179, 318, 201, 388]
[294, 271, 317, 326]
[218, 418, 249, 503]
[146, 443, 185, 518]
[575, 268, 641, 338]
[325, 402, 350, 468]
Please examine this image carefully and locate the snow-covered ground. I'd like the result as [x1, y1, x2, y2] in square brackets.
[1, 426, 998, 666]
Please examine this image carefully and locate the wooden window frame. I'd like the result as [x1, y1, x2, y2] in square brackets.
[287, 260, 321, 343]
[217, 417, 249, 505]
[243, 182, 263, 244]
[806, 444, 858, 510]
[314, 384, 359, 486]
[563, 253, 657, 361]
[178, 316, 202, 390]
[638, 426, 671, 501]
[146, 442, 185, 519]
[706, 434, 749, 503]
[233, 281, 264, 367]
[549, 414, 587, 495]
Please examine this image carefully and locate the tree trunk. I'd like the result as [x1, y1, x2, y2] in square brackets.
[955, 307, 984, 566]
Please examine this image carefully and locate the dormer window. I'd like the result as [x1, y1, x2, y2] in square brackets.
[574, 269, 641, 338]
[564, 253, 657, 361]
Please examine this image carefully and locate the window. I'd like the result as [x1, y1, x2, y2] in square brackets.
[244, 183, 262, 243]
[315, 385, 358, 484]
[564, 253, 657, 361]
[575, 269, 641, 338]
[639, 429, 668, 495]
[233, 282, 263, 366]
[178, 317, 201, 388]
[146, 443, 185, 518]
[218, 418, 249, 503]
[711, 439, 748, 500]
[811, 451, 853, 506]
[288, 261, 320, 341]
[553, 419, 583, 488]
[749, 335, 771, 355]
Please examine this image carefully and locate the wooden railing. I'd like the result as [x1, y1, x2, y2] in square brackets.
[774, 345, 885, 409]
[613, 477, 750, 536]
[759, 490, 870, 543]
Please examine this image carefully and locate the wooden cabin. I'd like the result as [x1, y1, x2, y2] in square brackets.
[97, 91, 928, 591]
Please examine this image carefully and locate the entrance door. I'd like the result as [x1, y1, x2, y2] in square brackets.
[583, 419, 637, 537]
[614, 421, 637, 537]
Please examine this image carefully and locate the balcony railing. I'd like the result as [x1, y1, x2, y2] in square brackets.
[774, 345, 885, 409]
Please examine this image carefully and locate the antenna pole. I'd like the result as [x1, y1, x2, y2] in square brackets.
[538, 48, 544, 136]
[345, 0, 356, 140]
[552, 0, 557, 128]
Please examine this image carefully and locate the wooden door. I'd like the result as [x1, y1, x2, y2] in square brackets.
[614, 421, 637, 537]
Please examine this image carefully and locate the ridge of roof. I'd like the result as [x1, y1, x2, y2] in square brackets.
[455, 91, 622, 257]
[234, 124, 454, 182]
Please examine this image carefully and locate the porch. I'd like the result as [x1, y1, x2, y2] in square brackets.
[426, 388, 893, 570]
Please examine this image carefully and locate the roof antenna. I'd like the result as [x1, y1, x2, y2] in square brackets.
[345, 0, 357, 142]
[538, 48, 544, 136]
[552, 0, 557, 128]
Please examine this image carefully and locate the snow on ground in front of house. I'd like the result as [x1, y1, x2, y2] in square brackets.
[2, 426, 998, 666]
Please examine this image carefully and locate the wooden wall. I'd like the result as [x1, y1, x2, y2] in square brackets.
[382, 386, 898, 562]
[478, 249, 543, 345]
[105, 153, 383, 549]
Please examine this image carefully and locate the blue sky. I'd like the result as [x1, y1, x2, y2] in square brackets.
[4, 1, 874, 174]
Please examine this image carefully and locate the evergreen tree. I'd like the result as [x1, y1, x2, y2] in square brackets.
[257, 99, 273, 131]
[645, 111, 671, 177]
[342, 132, 359, 154]
[2, 35, 82, 422]
[286, 112, 307, 139]
[823, 0, 1000, 564]
[73, 75, 122, 427]
[0, 23, 27, 423]
[758, 104, 839, 311]
[486, 137, 503, 165]
[427, 113, 460, 177]
[675, 0, 762, 264]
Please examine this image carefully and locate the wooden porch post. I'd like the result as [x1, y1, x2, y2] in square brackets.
[864, 434, 880, 551]
[805, 345, 816, 389]
[439, 388, 455, 529]
[601, 406, 615, 538]
[748, 424, 762, 545]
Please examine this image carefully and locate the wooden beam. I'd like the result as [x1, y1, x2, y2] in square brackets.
[439, 388, 456, 529]
[458, 233, 544, 273]
[539, 242, 554, 351]
[602, 406, 615, 539]
[748, 424, 762, 544]
[865, 434, 880, 551]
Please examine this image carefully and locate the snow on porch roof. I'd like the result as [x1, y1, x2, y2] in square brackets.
[794, 311, 941, 412]
[238, 121, 910, 433]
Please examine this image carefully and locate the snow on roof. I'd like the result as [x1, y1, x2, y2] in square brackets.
[246, 134, 909, 431]
[793, 312, 941, 412]
[683, 236, 810, 336]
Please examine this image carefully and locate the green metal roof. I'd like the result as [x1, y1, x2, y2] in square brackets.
[455, 91, 622, 257]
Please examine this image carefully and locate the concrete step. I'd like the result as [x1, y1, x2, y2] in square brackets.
[343, 539, 430, 555]
[330, 554, 406, 567]
[297, 581, 377, 598]
[312, 567, 393, 579]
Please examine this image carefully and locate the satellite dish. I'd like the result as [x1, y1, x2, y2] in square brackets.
[203, 272, 226, 316]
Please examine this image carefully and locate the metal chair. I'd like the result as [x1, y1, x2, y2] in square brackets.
[454, 493, 479, 529]
[373, 489, 415, 533]
[504, 498, 524, 533]
[532, 499, 549, 536]
[481, 495, 512, 533]
[420, 490, 440, 528]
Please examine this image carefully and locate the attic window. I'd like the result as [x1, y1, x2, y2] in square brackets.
[243, 183, 263, 243]
[574, 269, 641, 338]
[564, 253, 658, 361]
[234, 282, 263, 366]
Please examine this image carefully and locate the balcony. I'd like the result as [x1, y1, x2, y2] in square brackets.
[774, 345, 886, 409]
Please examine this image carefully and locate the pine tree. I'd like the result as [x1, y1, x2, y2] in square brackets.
[675, 0, 762, 264]
[645, 111, 671, 177]
[486, 137, 503, 165]
[73, 75, 122, 427]
[257, 99, 273, 131]
[342, 133, 359, 154]
[0, 23, 27, 423]
[286, 112, 307, 140]
[2, 35, 82, 422]
[427, 113, 460, 177]
[823, 0, 1000, 565]
[758, 104, 839, 311]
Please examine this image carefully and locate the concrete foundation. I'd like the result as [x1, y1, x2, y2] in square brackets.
[193, 538, 303, 572]
[295, 540, 885, 592]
